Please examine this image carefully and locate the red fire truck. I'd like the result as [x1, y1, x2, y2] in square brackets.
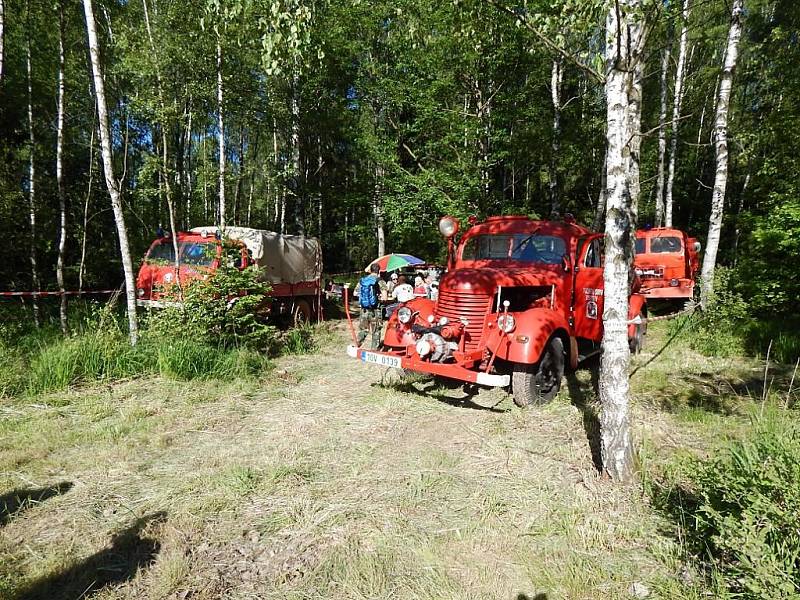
[136, 226, 322, 322]
[347, 215, 647, 406]
[634, 227, 700, 299]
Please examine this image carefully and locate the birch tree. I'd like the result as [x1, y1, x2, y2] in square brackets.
[550, 58, 563, 215]
[0, 0, 4, 84]
[664, 0, 690, 227]
[599, 0, 644, 483]
[653, 32, 671, 227]
[56, 1, 68, 333]
[700, 0, 745, 307]
[82, 0, 139, 345]
[25, 14, 40, 326]
[216, 36, 226, 228]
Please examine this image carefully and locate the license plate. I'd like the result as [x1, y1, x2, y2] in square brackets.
[361, 351, 401, 368]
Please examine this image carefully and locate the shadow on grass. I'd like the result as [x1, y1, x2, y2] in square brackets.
[14, 511, 166, 600]
[0, 482, 73, 526]
[564, 366, 602, 473]
[653, 370, 780, 416]
[516, 594, 548, 600]
[375, 372, 508, 413]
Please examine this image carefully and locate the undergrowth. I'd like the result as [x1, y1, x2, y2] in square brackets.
[651, 410, 800, 599]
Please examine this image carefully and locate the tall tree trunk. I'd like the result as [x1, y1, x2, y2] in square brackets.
[216, 36, 226, 228]
[317, 136, 323, 238]
[593, 147, 608, 232]
[142, 0, 180, 290]
[664, 0, 691, 227]
[550, 58, 562, 216]
[82, 0, 139, 345]
[233, 127, 245, 225]
[26, 22, 40, 326]
[599, 0, 642, 483]
[701, 0, 744, 307]
[291, 71, 303, 235]
[654, 34, 672, 227]
[79, 116, 95, 292]
[56, 2, 68, 333]
[374, 164, 385, 256]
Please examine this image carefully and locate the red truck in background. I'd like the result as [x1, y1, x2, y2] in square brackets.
[136, 226, 322, 323]
[634, 227, 701, 300]
[347, 215, 647, 407]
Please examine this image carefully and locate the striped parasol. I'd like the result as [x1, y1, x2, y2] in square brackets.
[365, 253, 426, 273]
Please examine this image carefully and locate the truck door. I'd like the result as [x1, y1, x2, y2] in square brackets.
[572, 235, 605, 342]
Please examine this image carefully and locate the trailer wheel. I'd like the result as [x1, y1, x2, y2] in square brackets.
[293, 299, 313, 326]
[511, 337, 565, 407]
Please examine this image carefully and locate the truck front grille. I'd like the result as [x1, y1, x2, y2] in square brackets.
[435, 289, 492, 351]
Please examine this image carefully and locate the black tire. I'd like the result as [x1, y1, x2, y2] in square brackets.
[293, 299, 313, 326]
[511, 337, 565, 407]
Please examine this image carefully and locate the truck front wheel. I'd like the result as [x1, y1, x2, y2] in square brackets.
[511, 337, 565, 407]
[293, 299, 313, 326]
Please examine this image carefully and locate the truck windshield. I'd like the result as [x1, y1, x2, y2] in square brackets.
[180, 242, 217, 266]
[146, 240, 175, 264]
[635, 238, 646, 254]
[461, 234, 566, 264]
[650, 236, 682, 253]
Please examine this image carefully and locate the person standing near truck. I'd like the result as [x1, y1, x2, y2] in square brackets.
[357, 263, 386, 349]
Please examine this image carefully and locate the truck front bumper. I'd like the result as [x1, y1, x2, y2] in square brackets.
[136, 299, 184, 309]
[346, 345, 510, 387]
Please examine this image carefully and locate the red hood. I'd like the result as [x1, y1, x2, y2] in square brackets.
[441, 266, 562, 295]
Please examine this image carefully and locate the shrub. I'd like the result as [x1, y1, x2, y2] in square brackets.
[655, 413, 800, 598]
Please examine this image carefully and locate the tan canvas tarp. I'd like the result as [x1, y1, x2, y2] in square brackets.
[190, 227, 322, 285]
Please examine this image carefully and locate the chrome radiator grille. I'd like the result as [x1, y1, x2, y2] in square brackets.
[435, 289, 491, 351]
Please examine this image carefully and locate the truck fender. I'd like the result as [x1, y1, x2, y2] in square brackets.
[627, 293, 647, 338]
[487, 307, 571, 366]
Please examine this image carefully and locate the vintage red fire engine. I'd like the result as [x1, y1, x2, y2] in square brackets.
[634, 227, 700, 299]
[136, 226, 322, 322]
[347, 215, 647, 406]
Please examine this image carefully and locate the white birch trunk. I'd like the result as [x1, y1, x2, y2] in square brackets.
[701, 0, 744, 307]
[216, 36, 226, 229]
[374, 164, 385, 256]
[664, 0, 691, 227]
[599, 0, 642, 483]
[82, 0, 139, 345]
[79, 118, 95, 292]
[26, 28, 40, 326]
[291, 71, 303, 235]
[550, 58, 562, 215]
[56, 3, 68, 333]
[593, 147, 608, 232]
[142, 0, 180, 284]
[654, 37, 671, 227]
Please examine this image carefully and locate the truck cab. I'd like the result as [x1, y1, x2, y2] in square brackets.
[634, 227, 700, 299]
[348, 215, 647, 407]
[135, 231, 249, 307]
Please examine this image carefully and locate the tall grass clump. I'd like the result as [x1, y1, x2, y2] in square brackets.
[654, 412, 800, 598]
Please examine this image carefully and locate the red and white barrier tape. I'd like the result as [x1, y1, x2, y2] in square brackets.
[0, 289, 117, 298]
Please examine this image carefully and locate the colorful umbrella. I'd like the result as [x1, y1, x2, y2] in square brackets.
[365, 253, 425, 273]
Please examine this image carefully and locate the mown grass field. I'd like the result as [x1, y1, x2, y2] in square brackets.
[1, 320, 797, 599]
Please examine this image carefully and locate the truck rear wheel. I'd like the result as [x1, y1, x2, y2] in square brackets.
[511, 337, 565, 407]
[293, 299, 313, 326]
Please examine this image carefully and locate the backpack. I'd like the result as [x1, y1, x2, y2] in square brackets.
[359, 275, 380, 309]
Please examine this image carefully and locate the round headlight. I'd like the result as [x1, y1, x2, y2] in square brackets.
[438, 216, 459, 238]
[416, 339, 432, 357]
[397, 307, 413, 324]
[137, 288, 145, 298]
[497, 314, 516, 333]
[438, 316, 449, 326]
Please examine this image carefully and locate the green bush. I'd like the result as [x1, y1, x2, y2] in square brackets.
[147, 242, 278, 352]
[655, 414, 800, 598]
